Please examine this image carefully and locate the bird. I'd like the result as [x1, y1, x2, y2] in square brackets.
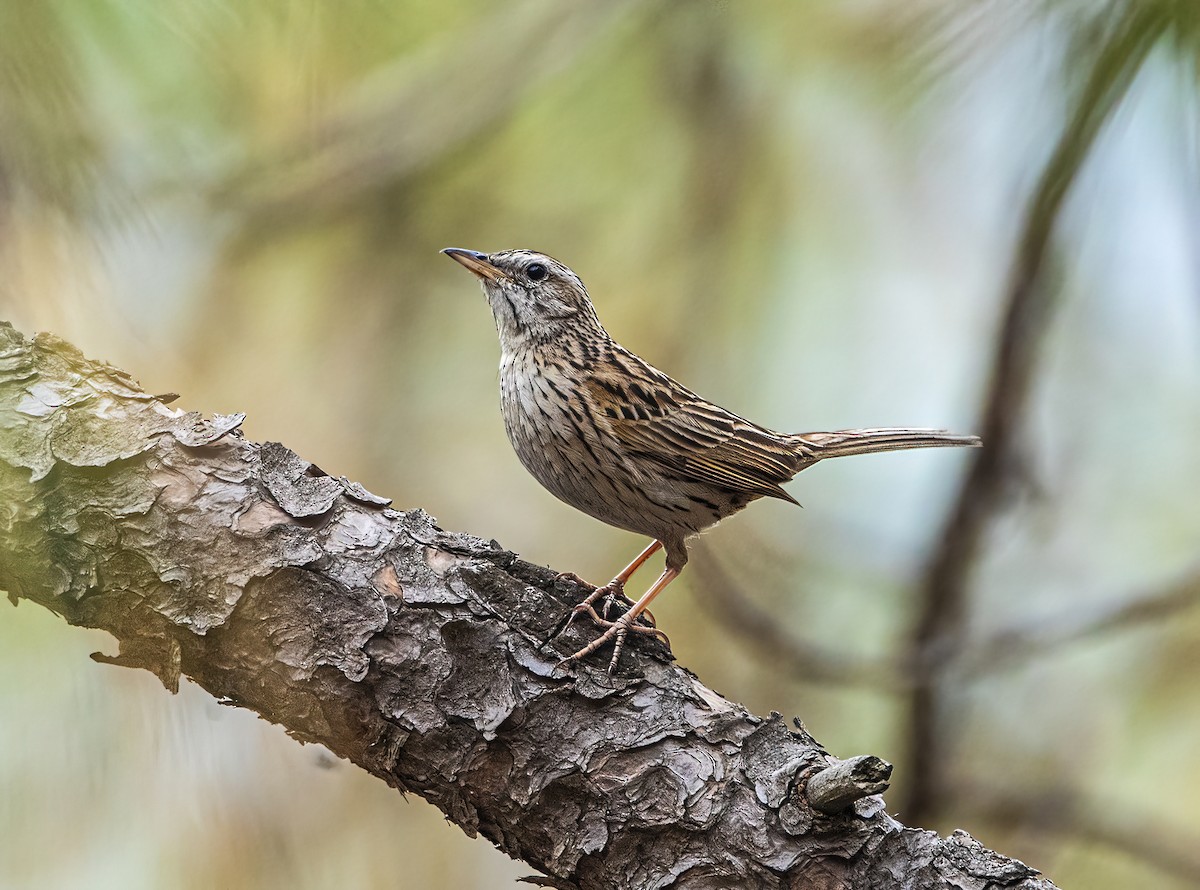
[443, 247, 981, 673]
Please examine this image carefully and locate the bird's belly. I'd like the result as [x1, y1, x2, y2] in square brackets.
[499, 362, 708, 540]
[499, 378, 746, 544]
[501, 384, 629, 526]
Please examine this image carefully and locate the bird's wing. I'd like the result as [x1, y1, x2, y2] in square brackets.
[583, 350, 806, 504]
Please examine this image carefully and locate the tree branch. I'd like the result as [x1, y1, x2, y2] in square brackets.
[954, 564, 1200, 680]
[903, 3, 1171, 823]
[0, 323, 1056, 890]
[689, 548, 903, 691]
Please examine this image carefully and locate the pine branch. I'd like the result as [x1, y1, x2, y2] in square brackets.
[0, 323, 1055, 890]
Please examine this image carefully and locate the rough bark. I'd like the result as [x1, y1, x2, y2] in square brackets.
[0, 323, 1056, 890]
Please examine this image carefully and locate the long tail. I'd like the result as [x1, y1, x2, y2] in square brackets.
[794, 428, 981, 460]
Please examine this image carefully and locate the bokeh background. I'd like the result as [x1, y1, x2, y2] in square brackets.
[3, 1, 1199, 887]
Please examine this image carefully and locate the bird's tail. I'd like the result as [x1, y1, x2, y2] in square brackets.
[793, 428, 981, 461]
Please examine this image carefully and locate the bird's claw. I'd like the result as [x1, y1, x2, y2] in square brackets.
[542, 570, 664, 669]
[596, 581, 626, 620]
[541, 577, 621, 649]
[554, 609, 671, 675]
[553, 570, 598, 593]
[543, 569, 647, 645]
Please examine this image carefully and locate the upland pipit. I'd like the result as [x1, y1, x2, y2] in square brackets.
[444, 247, 980, 673]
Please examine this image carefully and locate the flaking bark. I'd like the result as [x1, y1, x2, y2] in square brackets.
[0, 323, 1056, 890]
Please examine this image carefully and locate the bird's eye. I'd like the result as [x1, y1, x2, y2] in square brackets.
[526, 263, 547, 282]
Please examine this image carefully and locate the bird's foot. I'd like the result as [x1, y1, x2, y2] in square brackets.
[543, 574, 661, 646]
[542, 577, 621, 649]
[552, 571, 646, 615]
[542, 572, 659, 658]
[555, 606, 671, 675]
[553, 570, 598, 593]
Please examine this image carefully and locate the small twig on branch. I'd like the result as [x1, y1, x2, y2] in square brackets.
[806, 755, 894, 815]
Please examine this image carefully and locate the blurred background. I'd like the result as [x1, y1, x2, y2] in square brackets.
[2, 0, 1199, 887]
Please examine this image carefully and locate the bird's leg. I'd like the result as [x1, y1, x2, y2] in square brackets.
[557, 566, 679, 675]
[554, 540, 660, 600]
[552, 571, 597, 591]
[598, 539, 662, 620]
[544, 541, 662, 647]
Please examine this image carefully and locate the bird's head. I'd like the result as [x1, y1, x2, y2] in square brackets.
[442, 248, 604, 348]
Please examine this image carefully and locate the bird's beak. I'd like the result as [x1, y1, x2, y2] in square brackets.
[441, 247, 507, 283]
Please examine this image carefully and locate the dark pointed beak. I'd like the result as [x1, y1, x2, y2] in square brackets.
[441, 247, 507, 283]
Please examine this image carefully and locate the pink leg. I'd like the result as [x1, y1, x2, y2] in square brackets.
[550, 541, 663, 646]
[612, 540, 662, 587]
[556, 540, 661, 593]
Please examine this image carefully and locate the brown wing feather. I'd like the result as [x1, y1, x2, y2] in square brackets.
[583, 348, 805, 505]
